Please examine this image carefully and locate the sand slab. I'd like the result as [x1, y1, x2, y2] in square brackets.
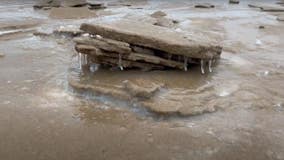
[49, 7, 96, 19]
[80, 20, 222, 59]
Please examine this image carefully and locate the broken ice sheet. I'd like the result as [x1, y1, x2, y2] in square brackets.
[47, 89, 74, 101]
[219, 90, 230, 97]
[216, 82, 240, 97]
[3, 101, 11, 105]
[255, 39, 262, 45]
[256, 70, 270, 77]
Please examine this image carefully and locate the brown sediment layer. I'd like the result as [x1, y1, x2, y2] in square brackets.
[75, 44, 185, 69]
[74, 37, 132, 54]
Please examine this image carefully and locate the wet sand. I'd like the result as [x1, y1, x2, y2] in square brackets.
[1, 0, 284, 160]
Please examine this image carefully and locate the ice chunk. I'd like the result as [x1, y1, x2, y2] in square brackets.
[219, 90, 230, 97]
[255, 39, 262, 45]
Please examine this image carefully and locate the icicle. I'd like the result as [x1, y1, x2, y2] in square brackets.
[77, 52, 80, 63]
[118, 53, 123, 70]
[184, 56, 188, 71]
[90, 64, 99, 73]
[208, 59, 213, 73]
[87, 54, 89, 65]
[79, 52, 82, 70]
[82, 54, 85, 65]
[200, 59, 205, 74]
[84, 54, 88, 65]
